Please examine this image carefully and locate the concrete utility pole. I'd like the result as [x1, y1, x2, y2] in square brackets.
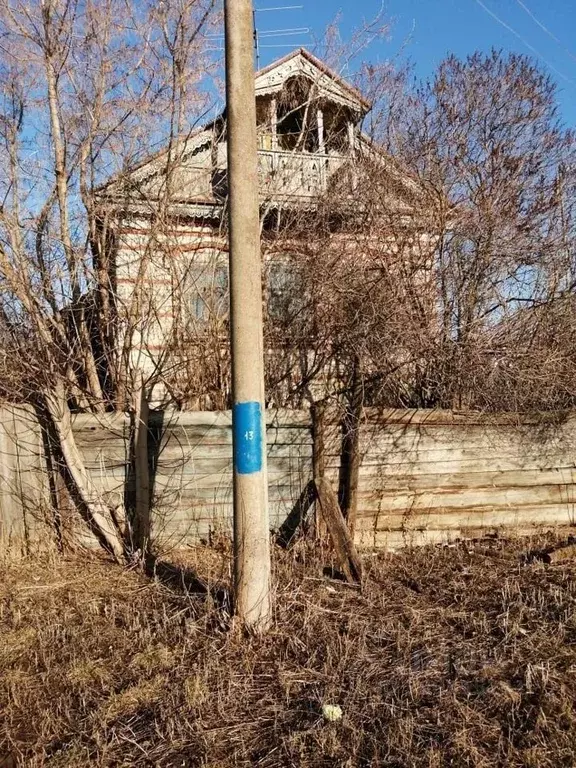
[224, 0, 272, 630]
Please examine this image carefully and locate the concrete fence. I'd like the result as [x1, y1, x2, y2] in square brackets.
[1, 405, 576, 554]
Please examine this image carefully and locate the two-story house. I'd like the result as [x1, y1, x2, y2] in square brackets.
[95, 48, 430, 408]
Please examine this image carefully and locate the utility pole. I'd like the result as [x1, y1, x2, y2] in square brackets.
[224, 0, 272, 630]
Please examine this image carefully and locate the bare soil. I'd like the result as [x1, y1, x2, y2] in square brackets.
[2, 533, 576, 767]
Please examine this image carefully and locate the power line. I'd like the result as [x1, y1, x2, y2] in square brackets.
[258, 27, 309, 36]
[514, 0, 576, 65]
[252, 4, 310, 68]
[473, 0, 575, 85]
[259, 43, 306, 48]
[255, 5, 303, 11]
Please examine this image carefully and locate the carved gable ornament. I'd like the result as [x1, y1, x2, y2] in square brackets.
[255, 48, 371, 114]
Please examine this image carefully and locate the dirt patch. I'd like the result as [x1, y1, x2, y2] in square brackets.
[2, 533, 576, 766]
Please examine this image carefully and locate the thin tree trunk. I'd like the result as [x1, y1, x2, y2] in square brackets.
[132, 370, 150, 555]
[316, 476, 363, 584]
[44, 381, 125, 562]
[338, 356, 363, 537]
[312, 400, 327, 538]
[44, 40, 105, 409]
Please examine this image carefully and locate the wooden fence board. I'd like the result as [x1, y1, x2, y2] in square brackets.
[3, 405, 576, 553]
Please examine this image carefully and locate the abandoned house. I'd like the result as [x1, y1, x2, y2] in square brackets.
[94, 48, 432, 408]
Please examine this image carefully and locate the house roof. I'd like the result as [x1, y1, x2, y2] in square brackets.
[96, 48, 373, 202]
[95, 49, 431, 215]
[255, 48, 371, 112]
[95, 126, 214, 196]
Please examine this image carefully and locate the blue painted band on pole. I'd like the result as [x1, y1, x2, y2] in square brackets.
[233, 401, 263, 474]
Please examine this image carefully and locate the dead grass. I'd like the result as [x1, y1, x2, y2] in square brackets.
[2, 533, 576, 766]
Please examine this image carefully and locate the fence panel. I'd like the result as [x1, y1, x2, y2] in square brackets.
[1, 405, 576, 553]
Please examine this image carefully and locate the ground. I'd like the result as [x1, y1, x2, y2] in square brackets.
[2, 533, 576, 767]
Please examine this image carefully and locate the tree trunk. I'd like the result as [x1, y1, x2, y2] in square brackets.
[312, 400, 327, 539]
[43, 381, 125, 562]
[338, 356, 363, 537]
[132, 370, 151, 556]
[315, 476, 363, 584]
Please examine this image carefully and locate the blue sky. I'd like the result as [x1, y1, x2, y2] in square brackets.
[254, 0, 576, 127]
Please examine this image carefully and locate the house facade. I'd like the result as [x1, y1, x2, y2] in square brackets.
[95, 49, 431, 408]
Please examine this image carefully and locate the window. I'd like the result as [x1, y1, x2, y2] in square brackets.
[188, 263, 229, 322]
[267, 259, 306, 321]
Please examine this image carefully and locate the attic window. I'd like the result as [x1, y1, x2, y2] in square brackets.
[325, 121, 348, 153]
[276, 77, 318, 152]
[323, 105, 353, 153]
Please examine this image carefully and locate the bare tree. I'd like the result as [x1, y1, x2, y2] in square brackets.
[387, 51, 576, 411]
[0, 0, 216, 558]
[258, 49, 576, 532]
[3, 0, 574, 561]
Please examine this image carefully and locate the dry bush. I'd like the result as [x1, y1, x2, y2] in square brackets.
[2, 535, 576, 766]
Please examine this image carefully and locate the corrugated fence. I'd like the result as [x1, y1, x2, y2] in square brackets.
[1, 405, 576, 553]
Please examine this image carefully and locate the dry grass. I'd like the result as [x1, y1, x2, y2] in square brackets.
[2, 533, 576, 766]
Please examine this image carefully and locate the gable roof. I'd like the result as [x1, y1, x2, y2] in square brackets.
[255, 47, 371, 113]
[94, 125, 216, 201]
[94, 50, 432, 216]
[96, 48, 373, 202]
